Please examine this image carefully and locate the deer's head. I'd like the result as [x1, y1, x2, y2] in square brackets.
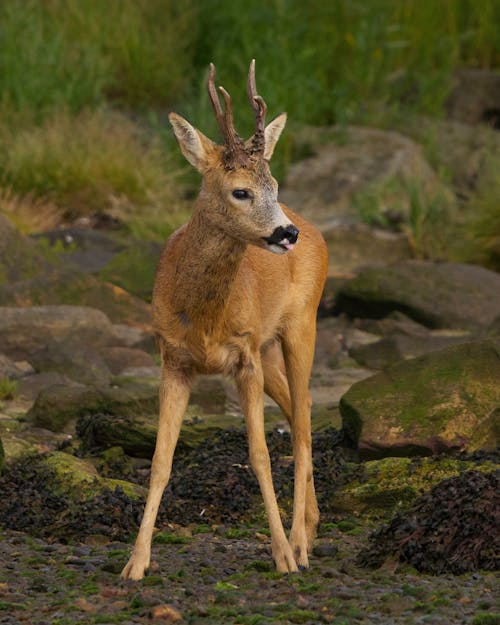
[169, 60, 299, 254]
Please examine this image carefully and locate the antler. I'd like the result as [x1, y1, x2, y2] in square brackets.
[247, 59, 267, 155]
[207, 63, 247, 167]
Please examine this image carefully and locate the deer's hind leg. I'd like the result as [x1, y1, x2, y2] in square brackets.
[262, 340, 319, 562]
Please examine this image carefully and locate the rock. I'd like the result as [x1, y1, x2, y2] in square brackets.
[0, 354, 24, 380]
[0, 306, 117, 360]
[77, 410, 244, 458]
[340, 340, 500, 458]
[100, 346, 156, 375]
[395, 116, 500, 196]
[335, 261, 500, 330]
[150, 604, 182, 622]
[190, 376, 228, 415]
[31, 226, 127, 274]
[17, 372, 78, 401]
[28, 382, 159, 432]
[111, 323, 154, 349]
[77, 413, 158, 458]
[0, 271, 151, 328]
[334, 456, 498, 517]
[42, 451, 145, 500]
[0, 437, 4, 473]
[322, 223, 412, 276]
[349, 330, 473, 370]
[29, 339, 112, 386]
[280, 126, 452, 229]
[446, 69, 500, 128]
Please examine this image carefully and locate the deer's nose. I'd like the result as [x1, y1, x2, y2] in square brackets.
[268, 224, 299, 245]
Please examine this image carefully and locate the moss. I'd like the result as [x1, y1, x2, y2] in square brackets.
[334, 456, 497, 517]
[341, 341, 500, 453]
[43, 451, 145, 501]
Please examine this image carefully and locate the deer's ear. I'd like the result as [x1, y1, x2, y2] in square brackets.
[263, 113, 287, 161]
[169, 112, 216, 173]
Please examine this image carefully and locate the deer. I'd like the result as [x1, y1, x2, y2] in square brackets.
[121, 60, 328, 581]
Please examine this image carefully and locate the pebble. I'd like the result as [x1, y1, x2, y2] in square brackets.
[313, 542, 339, 558]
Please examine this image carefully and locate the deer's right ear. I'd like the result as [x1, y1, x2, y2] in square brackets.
[169, 112, 215, 173]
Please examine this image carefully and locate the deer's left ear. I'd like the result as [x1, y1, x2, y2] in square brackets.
[246, 112, 287, 161]
[169, 112, 217, 173]
[263, 113, 287, 161]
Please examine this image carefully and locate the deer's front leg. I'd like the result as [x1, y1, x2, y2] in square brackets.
[236, 358, 298, 574]
[121, 369, 190, 581]
[282, 316, 318, 570]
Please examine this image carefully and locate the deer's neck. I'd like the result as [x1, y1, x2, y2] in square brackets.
[172, 209, 246, 324]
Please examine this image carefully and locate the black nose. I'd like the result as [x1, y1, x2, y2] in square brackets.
[268, 224, 300, 245]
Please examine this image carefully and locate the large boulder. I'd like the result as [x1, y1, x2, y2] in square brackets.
[280, 126, 452, 229]
[29, 339, 112, 386]
[0, 306, 117, 359]
[340, 340, 500, 458]
[335, 261, 500, 331]
[28, 381, 160, 432]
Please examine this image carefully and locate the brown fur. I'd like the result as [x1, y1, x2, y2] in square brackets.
[121, 66, 328, 581]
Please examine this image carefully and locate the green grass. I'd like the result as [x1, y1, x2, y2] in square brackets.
[459, 157, 500, 271]
[0, 378, 17, 400]
[0, 109, 181, 224]
[0, 0, 498, 258]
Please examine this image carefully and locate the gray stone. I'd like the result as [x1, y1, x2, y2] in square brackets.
[340, 340, 500, 458]
[280, 126, 453, 230]
[100, 346, 156, 375]
[0, 353, 24, 380]
[0, 305, 117, 359]
[336, 261, 500, 331]
[349, 331, 474, 370]
[30, 339, 112, 386]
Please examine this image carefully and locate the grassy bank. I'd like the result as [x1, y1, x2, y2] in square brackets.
[0, 0, 498, 253]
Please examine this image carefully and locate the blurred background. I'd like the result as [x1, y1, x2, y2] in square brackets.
[0, 0, 499, 267]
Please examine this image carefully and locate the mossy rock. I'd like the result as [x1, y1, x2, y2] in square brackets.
[43, 451, 146, 500]
[28, 382, 159, 432]
[336, 261, 500, 331]
[334, 456, 498, 517]
[0, 270, 151, 327]
[340, 340, 500, 458]
[77, 410, 244, 458]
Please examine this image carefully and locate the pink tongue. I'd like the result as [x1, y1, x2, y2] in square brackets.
[283, 242, 295, 251]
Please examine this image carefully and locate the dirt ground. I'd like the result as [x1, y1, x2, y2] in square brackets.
[0, 522, 498, 625]
[0, 430, 498, 624]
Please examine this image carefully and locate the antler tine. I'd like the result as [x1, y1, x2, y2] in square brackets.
[207, 63, 227, 138]
[219, 86, 238, 144]
[247, 59, 267, 154]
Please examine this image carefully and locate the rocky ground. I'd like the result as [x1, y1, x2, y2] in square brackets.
[1, 100, 500, 624]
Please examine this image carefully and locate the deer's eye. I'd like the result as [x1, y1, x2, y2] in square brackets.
[232, 189, 250, 200]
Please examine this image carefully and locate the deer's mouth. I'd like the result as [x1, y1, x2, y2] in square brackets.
[262, 224, 299, 254]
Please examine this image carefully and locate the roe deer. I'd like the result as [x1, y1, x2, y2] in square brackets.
[121, 60, 328, 580]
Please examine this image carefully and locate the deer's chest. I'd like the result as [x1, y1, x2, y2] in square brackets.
[161, 329, 253, 376]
